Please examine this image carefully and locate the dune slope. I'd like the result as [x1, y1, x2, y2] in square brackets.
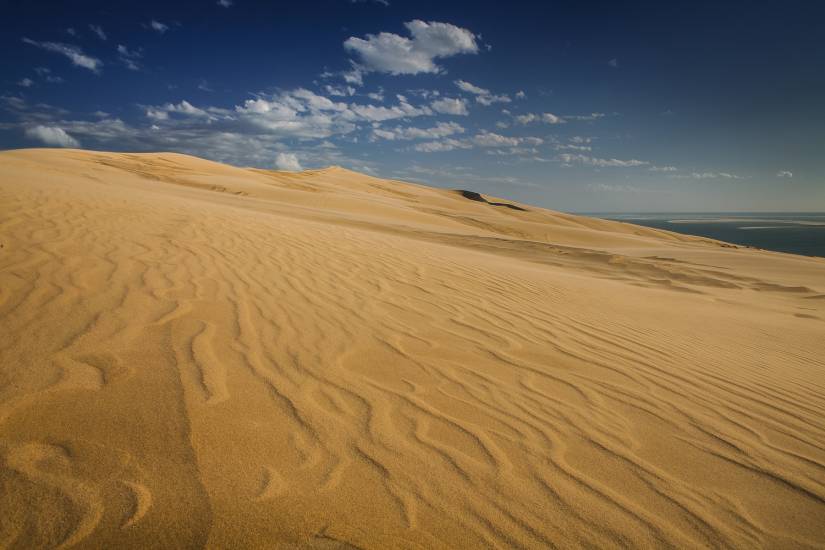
[1, 148, 824, 549]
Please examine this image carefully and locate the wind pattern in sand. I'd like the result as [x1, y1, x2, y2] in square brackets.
[1, 150, 824, 548]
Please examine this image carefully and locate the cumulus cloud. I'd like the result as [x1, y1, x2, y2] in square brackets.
[18, 78, 34, 87]
[344, 20, 478, 75]
[430, 97, 469, 115]
[4, 96, 367, 169]
[146, 100, 214, 121]
[515, 112, 564, 125]
[349, 94, 431, 121]
[413, 138, 471, 152]
[324, 84, 356, 97]
[342, 64, 365, 86]
[89, 24, 107, 40]
[228, 89, 357, 137]
[217, 0, 234, 6]
[559, 153, 648, 167]
[24, 125, 80, 147]
[275, 152, 302, 171]
[454, 80, 487, 95]
[454, 80, 510, 105]
[608, 58, 619, 68]
[22, 38, 102, 72]
[515, 112, 604, 124]
[471, 130, 521, 148]
[777, 170, 793, 178]
[371, 121, 464, 141]
[413, 131, 541, 153]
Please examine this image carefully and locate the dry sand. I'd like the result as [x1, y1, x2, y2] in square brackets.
[1, 148, 824, 549]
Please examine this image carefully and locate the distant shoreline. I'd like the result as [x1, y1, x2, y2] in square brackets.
[582, 212, 825, 258]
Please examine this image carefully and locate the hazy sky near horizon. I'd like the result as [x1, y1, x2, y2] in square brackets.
[2, 0, 823, 211]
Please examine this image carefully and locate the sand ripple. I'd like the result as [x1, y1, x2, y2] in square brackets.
[1, 150, 824, 548]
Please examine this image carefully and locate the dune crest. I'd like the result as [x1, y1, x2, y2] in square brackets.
[1, 149, 824, 548]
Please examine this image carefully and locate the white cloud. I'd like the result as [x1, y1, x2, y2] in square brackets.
[608, 58, 619, 68]
[455, 80, 488, 95]
[516, 112, 603, 124]
[275, 152, 302, 171]
[147, 100, 212, 120]
[344, 20, 478, 75]
[777, 170, 793, 178]
[217, 0, 234, 6]
[178, 88, 357, 138]
[559, 154, 648, 167]
[89, 24, 107, 40]
[413, 131, 540, 153]
[413, 138, 471, 152]
[350, 96, 431, 121]
[145, 108, 168, 121]
[33, 67, 64, 83]
[25, 125, 80, 147]
[342, 64, 365, 86]
[22, 38, 102, 73]
[18, 78, 34, 87]
[676, 172, 744, 180]
[476, 94, 511, 106]
[515, 112, 564, 125]
[563, 112, 606, 121]
[166, 100, 211, 117]
[117, 44, 142, 71]
[649, 165, 677, 172]
[150, 20, 169, 33]
[324, 84, 356, 97]
[372, 121, 464, 141]
[515, 90, 526, 99]
[406, 88, 440, 99]
[5, 96, 368, 169]
[430, 97, 468, 115]
[472, 131, 521, 148]
[454, 80, 510, 105]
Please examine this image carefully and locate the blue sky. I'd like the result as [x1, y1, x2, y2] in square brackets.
[2, 0, 823, 212]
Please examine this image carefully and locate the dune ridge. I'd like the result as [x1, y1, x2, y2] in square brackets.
[1, 148, 824, 548]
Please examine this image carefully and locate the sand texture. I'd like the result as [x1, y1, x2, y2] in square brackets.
[1, 148, 824, 549]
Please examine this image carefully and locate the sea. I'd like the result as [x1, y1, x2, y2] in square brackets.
[581, 213, 825, 258]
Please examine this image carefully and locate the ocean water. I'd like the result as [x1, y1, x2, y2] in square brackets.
[582, 213, 825, 258]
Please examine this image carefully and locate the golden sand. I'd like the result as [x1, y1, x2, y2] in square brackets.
[1, 149, 824, 548]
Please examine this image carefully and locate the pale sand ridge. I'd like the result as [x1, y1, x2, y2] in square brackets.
[1, 148, 824, 548]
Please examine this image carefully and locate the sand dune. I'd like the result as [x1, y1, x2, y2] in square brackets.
[1, 148, 824, 549]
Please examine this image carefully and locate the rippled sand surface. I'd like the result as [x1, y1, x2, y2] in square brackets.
[1, 149, 824, 548]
